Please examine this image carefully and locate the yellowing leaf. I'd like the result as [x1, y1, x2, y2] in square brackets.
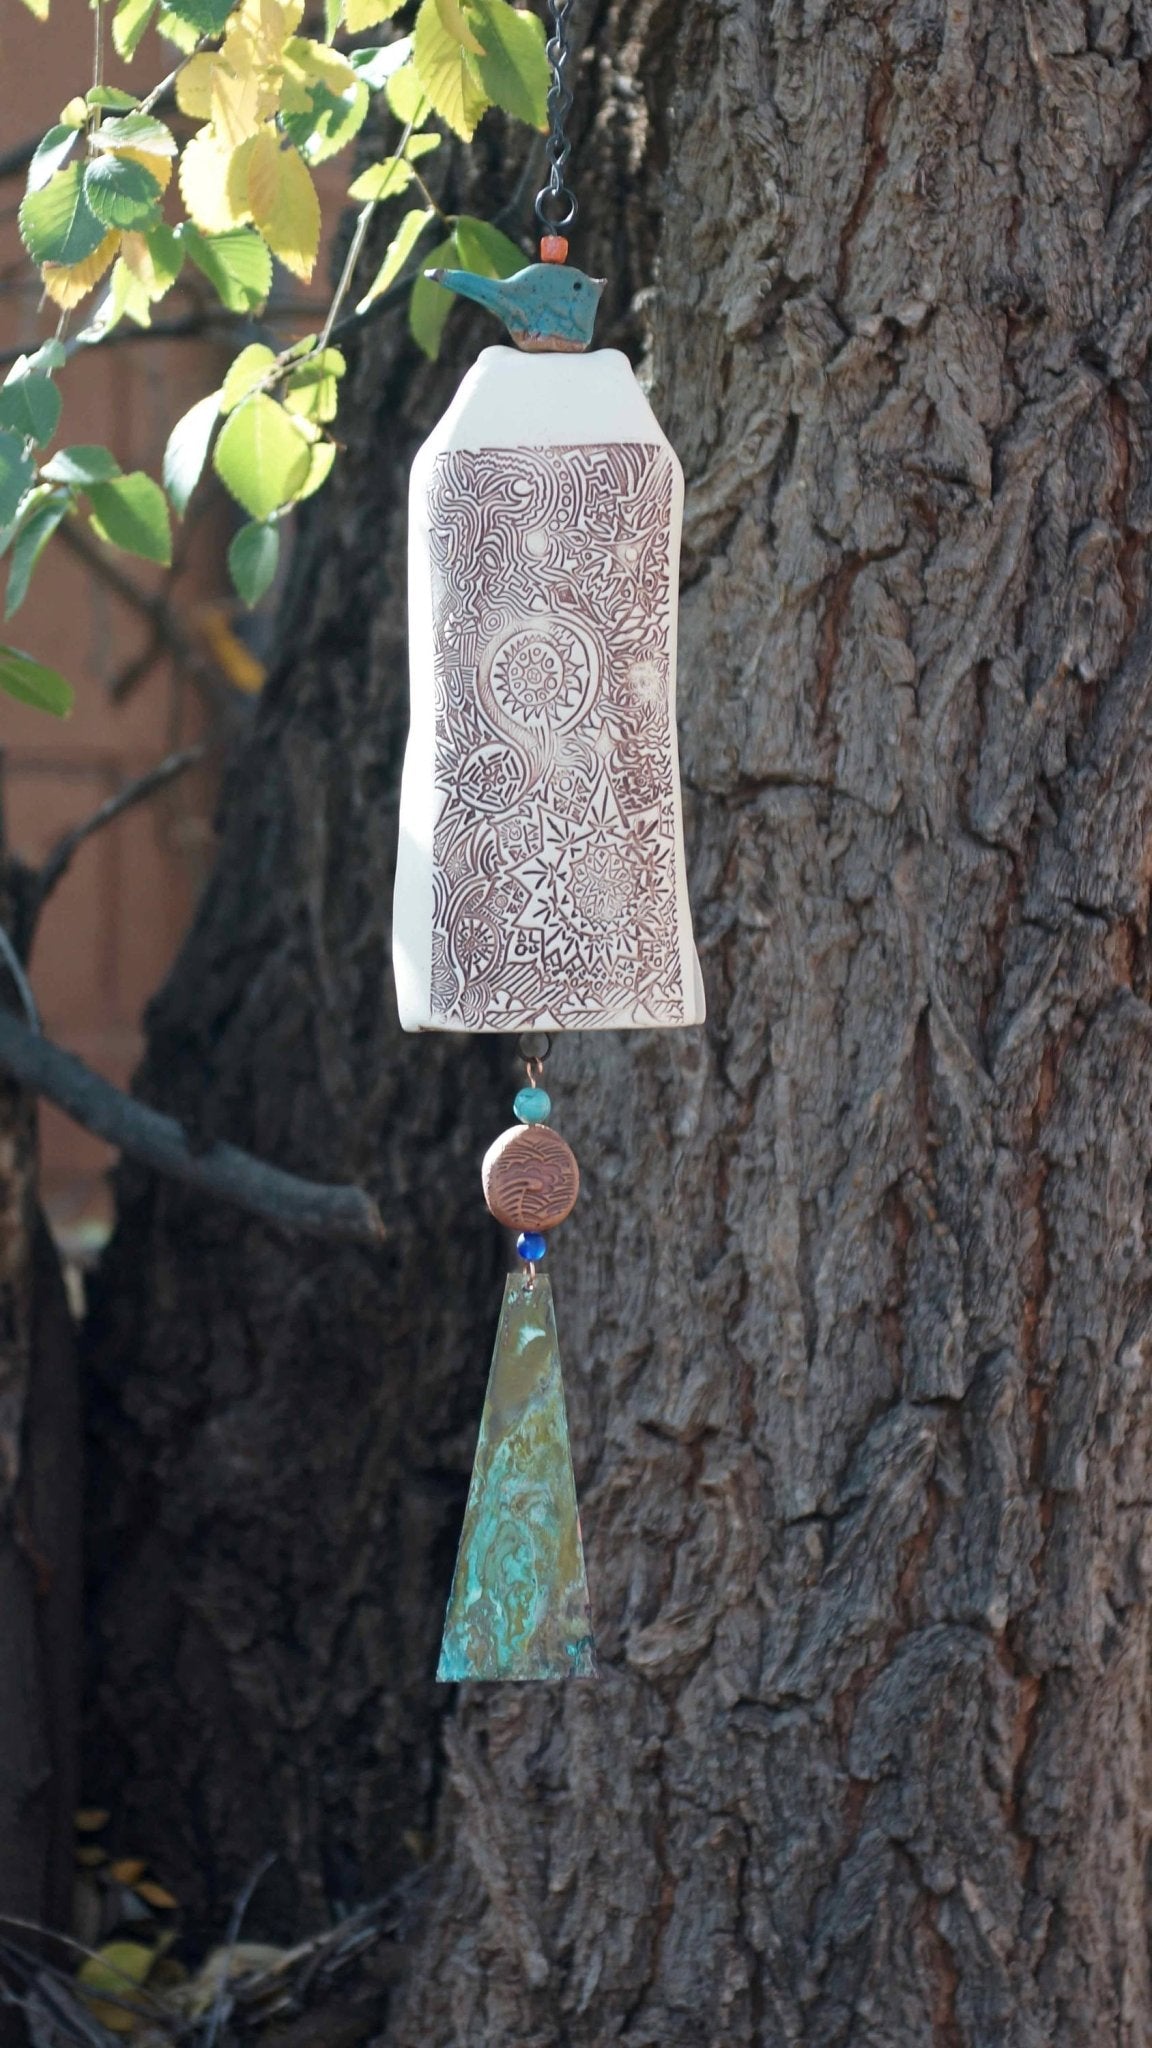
[108, 1860, 147, 1885]
[245, 131, 319, 280]
[41, 231, 120, 309]
[179, 128, 254, 232]
[282, 36, 357, 91]
[435, 0, 483, 54]
[120, 225, 182, 299]
[76, 1939, 156, 2034]
[296, 437, 335, 500]
[76, 1845, 108, 1868]
[20, 0, 50, 17]
[175, 52, 216, 118]
[233, 0, 304, 48]
[197, 604, 266, 691]
[345, 0, 405, 23]
[412, 0, 488, 139]
[109, 147, 173, 194]
[213, 392, 314, 517]
[134, 1880, 179, 1910]
[220, 341, 276, 412]
[109, 255, 155, 326]
[347, 157, 415, 201]
[386, 62, 432, 126]
[76, 1809, 111, 1831]
[356, 204, 433, 308]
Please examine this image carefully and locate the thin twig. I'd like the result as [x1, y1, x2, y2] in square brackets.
[34, 740, 210, 911]
[0, 1005, 386, 1247]
[203, 1852, 277, 2048]
[0, 923, 39, 1032]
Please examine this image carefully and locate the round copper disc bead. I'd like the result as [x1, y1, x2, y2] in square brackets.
[482, 1125, 580, 1233]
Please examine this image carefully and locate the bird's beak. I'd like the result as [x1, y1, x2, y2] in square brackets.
[425, 267, 512, 319]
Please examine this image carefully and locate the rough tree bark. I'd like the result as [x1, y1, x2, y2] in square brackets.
[0, 861, 82, 2009]
[86, 0, 1152, 2040]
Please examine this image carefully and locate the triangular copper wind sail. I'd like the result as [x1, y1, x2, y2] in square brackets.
[438, 1274, 595, 1682]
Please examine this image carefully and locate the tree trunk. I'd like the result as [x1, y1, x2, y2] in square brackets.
[87, 0, 1152, 2040]
[0, 858, 82, 2032]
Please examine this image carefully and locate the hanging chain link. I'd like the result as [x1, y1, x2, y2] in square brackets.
[534, 0, 578, 232]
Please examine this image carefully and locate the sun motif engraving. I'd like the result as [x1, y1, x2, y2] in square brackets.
[485, 616, 599, 730]
[567, 846, 636, 929]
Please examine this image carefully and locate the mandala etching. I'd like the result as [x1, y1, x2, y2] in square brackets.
[428, 443, 685, 1028]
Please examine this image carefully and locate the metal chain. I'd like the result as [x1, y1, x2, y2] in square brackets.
[534, 0, 578, 232]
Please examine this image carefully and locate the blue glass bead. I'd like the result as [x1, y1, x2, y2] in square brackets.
[514, 1086, 552, 1125]
[517, 1231, 548, 1263]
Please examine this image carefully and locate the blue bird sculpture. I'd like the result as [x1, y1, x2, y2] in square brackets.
[425, 262, 606, 353]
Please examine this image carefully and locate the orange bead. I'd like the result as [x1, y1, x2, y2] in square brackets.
[540, 235, 569, 264]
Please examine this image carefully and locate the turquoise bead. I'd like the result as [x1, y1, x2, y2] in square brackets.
[514, 1086, 552, 1125]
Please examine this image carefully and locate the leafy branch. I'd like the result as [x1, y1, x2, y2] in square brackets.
[2, 0, 551, 707]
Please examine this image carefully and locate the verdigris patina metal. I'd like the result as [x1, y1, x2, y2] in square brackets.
[437, 1273, 595, 1682]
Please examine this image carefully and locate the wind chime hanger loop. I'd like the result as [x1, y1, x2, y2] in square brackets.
[535, 0, 578, 236]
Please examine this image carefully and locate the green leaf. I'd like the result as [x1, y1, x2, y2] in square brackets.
[412, 0, 488, 138]
[108, 257, 151, 329]
[84, 155, 162, 231]
[113, 0, 158, 58]
[0, 432, 36, 528]
[351, 38, 412, 88]
[0, 645, 72, 717]
[163, 391, 221, 514]
[228, 520, 279, 606]
[5, 492, 70, 618]
[409, 232, 457, 359]
[283, 347, 345, 423]
[87, 86, 141, 110]
[86, 472, 172, 564]
[220, 343, 277, 415]
[358, 205, 433, 309]
[163, 0, 233, 31]
[0, 374, 61, 447]
[347, 135, 440, 200]
[27, 125, 79, 194]
[19, 163, 106, 266]
[283, 79, 370, 165]
[324, 0, 343, 36]
[464, 0, 549, 129]
[178, 226, 273, 313]
[142, 222, 184, 292]
[18, 341, 67, 376]
[42, 445, 120, 485]
[213, 395, 314, 520]
[453, 214, 524, 278]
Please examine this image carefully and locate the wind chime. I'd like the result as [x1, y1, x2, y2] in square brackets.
[393, 0, 703, 1680]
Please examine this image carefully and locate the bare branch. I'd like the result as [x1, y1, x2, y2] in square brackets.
[0, 1007, 386, 1248]
[56, 521, 232, 711]
[34, 741, 211, 912]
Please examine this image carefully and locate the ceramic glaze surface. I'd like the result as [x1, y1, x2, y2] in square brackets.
[437, 1274, 596, 1682]
[394, 348, 705, 1033]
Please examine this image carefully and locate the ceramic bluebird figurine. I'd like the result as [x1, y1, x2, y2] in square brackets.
[426, 262, 605, 352]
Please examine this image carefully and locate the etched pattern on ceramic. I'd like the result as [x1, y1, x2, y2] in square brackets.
[482, 1125, 580, 1232]
[427, 442, 685, 1029]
